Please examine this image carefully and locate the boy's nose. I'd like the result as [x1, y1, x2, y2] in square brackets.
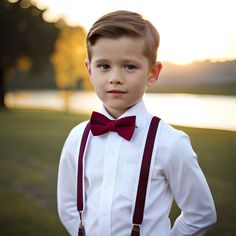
[109, 69, 124, 84]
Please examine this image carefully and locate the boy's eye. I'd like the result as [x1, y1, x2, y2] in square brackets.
[125, 64, 137, 70]
[98, 64, 110, 70]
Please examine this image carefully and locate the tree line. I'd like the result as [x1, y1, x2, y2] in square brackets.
[0, 0, 91, 109]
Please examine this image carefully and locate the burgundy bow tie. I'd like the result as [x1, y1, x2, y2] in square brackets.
[90, 111, 136, 141]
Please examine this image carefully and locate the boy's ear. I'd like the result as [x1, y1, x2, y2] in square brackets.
[85, 59, 91, 76]
[85, 59, 94, 83]
[147, 62, 162, 87]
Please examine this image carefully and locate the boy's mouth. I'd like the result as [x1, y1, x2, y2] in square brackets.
[107, 90, 127, 94]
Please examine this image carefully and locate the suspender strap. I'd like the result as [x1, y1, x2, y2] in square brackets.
[131, 116, 160, 235]
[77, 122, 90, 211]
[77, 122, 90, 236]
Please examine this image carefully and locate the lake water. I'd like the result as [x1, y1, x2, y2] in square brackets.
[5, 91, 236, 132]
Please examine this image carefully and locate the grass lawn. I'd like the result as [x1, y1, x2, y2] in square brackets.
[0, 109, 235, 235]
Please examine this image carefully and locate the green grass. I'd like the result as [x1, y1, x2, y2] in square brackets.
[0, 109, 236, 235]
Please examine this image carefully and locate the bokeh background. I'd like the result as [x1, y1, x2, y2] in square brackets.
[0, 0, 236, 235]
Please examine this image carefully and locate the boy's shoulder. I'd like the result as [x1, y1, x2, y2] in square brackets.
[66, 120, 90, 143]
[158, 120, 193, 154]
[70, 120, 89, 133]
[159, 119, 188, 143]
[157, 120, 196, 165]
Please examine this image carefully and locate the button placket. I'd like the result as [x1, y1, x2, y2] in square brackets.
[99, 133, 122, 236]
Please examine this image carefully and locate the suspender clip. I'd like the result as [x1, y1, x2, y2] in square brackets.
[131, 224, 140, 236]
[78, 211, 85, 236]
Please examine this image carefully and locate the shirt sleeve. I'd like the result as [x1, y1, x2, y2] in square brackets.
[164, 132, 217, 236]
[57, 126, 83, 236]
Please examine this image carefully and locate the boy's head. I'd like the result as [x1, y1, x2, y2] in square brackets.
[85, 10, 162, 118]
[86, 10, 160, 67]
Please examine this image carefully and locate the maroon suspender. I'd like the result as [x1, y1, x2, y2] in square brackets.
[77, 117, 160, 236]
[131, 116, 160, 236]
[77, 122, 90, 236]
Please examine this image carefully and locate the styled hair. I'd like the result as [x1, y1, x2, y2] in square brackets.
[86, 10, 160, 66]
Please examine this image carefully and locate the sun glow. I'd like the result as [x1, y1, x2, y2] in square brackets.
[29, 0, 236, 65]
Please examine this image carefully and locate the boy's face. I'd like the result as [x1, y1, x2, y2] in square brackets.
[86, 36, 162, 118]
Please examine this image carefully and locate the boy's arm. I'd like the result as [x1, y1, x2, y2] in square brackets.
[57, 129, 81, 236]
[164, 133, 217, 236]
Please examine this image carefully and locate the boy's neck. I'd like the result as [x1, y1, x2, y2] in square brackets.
[102, 99, 144, 119]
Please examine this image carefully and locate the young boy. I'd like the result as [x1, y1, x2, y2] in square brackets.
[57, 10, 216, 236]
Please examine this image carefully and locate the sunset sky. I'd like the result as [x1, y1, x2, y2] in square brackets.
[26, 0, 236, 64]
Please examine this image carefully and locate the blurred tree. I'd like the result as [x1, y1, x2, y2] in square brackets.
[51, 26, 91, 91]
[0, 0, 59, 108]
[51, 25, 91, 111]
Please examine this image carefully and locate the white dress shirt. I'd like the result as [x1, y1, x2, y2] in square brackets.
[57, 99, 216, 236]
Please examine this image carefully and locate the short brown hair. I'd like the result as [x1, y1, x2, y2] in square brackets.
[86, 10, 160, 66]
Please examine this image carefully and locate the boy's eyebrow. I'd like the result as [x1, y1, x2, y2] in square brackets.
[93, 58, 142, 65]
[93, 57, 109, 62]
[122, 59, 141, 64]
[93, 58, 110, 63]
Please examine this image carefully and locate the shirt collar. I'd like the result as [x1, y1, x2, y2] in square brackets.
[99, 99, 151, 128]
